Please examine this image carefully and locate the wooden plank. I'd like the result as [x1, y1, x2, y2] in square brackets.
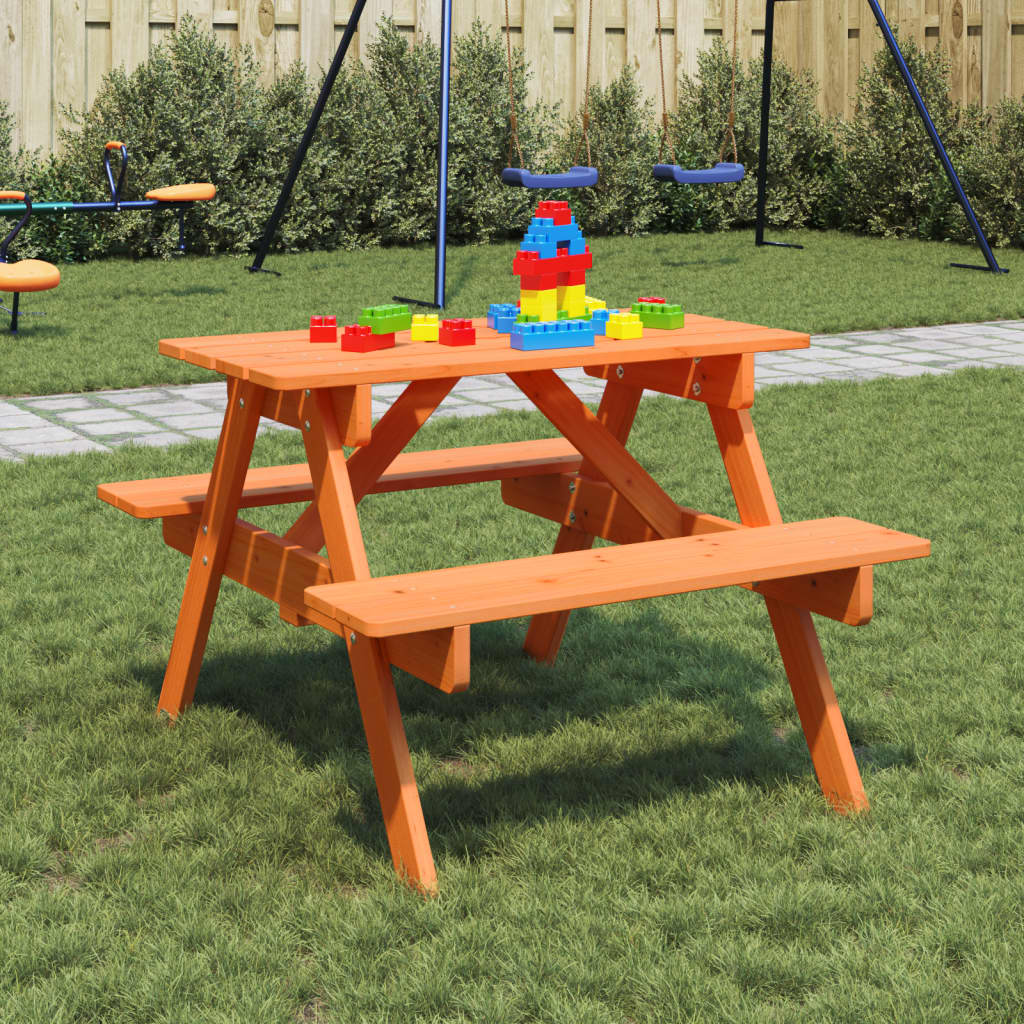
[0, 0, 23, 151]
[301, 0, 334, 74]
[21, 0, 52, 152]
[983, 0, 1012, 105]
[239, 0, 277, 85]
[111, 0, 150, 74]
[626, 0, 659, 114]
[502, 472, 874, 625]
[86, 21, 112, 109]
[54, 0, 87, 142]
[150, 0, 177, 24]
[772, 0, 802, 74]
[822, 0, 847, 118]
[941, 0, 966, 106]
[359, 0, 391, 59]
[415, 0, 442, 43]
[261, 384, 371, 445]
[162, 514, 470, 692]
[523, 0, 553, 109]
[157, 378, 266, 718]
[801, 0, 826, 112]
[584, 353, 754, 408]
[902, 0, 925, 46]
[178, 0, 213, 30]
[675, 0, 703, 90]
[304, 517, 928, 636]
[97, 438, 584, 518]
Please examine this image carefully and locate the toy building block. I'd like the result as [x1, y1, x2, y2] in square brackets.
[631, 300, 685, 330]
[526, 216, 585, 249]
[309, 314, 337, 344]
[520, 288, 558, 322]
[516, 313, 540, 323]
[510, 319, 596, 351]
[561, 269, 587, 287]
[605, 310, 644, 340]
[342, 323, 395, 352]
[357, 303, 412, 334]
[535, 200, 572, 225]
[512, 248, 593, 277]
[637, 296, 666, 304]
[556, 282, 586, 318]
[520, 233, 558, 259]
[439, 317, 476, 346]
[410, 313, 440, 341]
[487, 303, 519, 333]
[519, 272, 560, 291]
[589, 308, 611, 336]
[584, 295, 607, 314]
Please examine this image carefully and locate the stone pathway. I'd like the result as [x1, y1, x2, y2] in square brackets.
[2, 320, 1023, 462]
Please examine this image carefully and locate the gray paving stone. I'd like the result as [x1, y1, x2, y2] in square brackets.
[845, 344, 915, 355]
[186, 427, 224, 439]
[990, 355, 1024, 366]
[76, 419, 165, 436]
[986, 342, 1024, 355]
[0, 447, 22, 462]
[102, 390, 169, 406]
[441, 403, 499, 418]
[0, 401, 23, 416]
[0, 413, 50, 429]
[21, 396, 95, 411]
[879, 365, 952, 378]
[59, 407, 141, 424]
[123, 399, 213, 417]
[0, 425, 80, 443]
[492, 399, 539, 411]
[892, 339, 964, 351]
[888, 351, 957, 364]
[8, 438, 109, 455]
[114, 432, 190, 448]
[951, 347, 1015, 359]
[156, 413, 227, 430]
[450, 386, 523, 403]
[839, 356, 907, 370]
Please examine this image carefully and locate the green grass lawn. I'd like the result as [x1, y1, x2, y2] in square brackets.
[2, 368, 1022, 1022]
[2, 229, 1022, 396]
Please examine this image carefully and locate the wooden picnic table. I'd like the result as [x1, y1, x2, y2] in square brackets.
[98, 313, 929, 893]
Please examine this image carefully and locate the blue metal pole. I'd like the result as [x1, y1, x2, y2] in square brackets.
[433, 0, 453, 308]
[865, 0, 1006, 273]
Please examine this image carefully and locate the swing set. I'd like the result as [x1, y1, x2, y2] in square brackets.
[247, 0, 1006, 296]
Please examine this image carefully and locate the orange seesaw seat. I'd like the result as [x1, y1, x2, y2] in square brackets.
[145, 183, 217, 202]
[0, 259, 60, 294]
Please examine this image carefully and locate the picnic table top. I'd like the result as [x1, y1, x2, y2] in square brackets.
[160, 314, 809, 390]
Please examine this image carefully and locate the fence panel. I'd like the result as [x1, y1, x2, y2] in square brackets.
[2, 0, 1023, 154]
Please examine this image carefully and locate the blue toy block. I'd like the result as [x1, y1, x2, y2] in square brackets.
[567, 236, 586, 255]
[526, 217, 584, 248]
[589, 308, 611, 336]
[487, 302, 520, 333]
[510, 319, 596, 351]
[520, 233, 559, 258]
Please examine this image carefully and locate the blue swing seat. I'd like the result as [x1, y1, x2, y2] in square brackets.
[502, 166, 599, 189]
[653, 162, 745, 184]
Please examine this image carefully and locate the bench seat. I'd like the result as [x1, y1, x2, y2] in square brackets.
[304, 517, 930, 637]
[98, 437, 583, 518]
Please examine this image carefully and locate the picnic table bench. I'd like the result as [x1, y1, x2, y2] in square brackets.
[98, 313, 929, 892]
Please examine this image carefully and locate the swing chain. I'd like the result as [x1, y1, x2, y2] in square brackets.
[655, 0, 678, 165]
[504, 0, 525, 169]
[573, 0, 595, 169]
[718, 0, 740, 166]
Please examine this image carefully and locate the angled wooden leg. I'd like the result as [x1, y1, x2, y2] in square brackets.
[707, 405, 868, 812]
[522, 377, 643, 663]
[304, 388, 437, 890]
[158, 377, 265, 719]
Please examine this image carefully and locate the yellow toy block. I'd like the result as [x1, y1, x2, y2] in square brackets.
[557, 283, 586, 318]
[584, 295, 607, 313]
[410, 313, 439, 341]
[520, 288, 558, 321]
[605, 310, 643, 340]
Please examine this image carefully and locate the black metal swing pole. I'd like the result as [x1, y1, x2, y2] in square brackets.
[864, 0, 1006, 273]
[754, 0, 803, 249]
[248, 0, 369, 274]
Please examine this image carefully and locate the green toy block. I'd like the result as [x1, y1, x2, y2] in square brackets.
[556, 309, 569, 320]
[631, 301, 684, 330]
[516, 312, 540, 323]
[357, 303, 412, 334]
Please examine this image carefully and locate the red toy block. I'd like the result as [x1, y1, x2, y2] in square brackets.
[560, 269, 586, 287]
[439, 317, 476, 346]
[512, 247, 593, 277]
[637, 296, 666, 304]
[309, 314, 338, 343]
[519, 272, 560, 291]
[341, 323, 395, 352]
[534, 200, 571, 226]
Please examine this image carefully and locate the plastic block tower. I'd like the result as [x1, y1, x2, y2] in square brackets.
[512, 201, 594, 324]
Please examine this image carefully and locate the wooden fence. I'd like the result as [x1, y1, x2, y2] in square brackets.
[3, 0, 1023, 154]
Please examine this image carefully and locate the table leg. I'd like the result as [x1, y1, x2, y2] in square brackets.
[157, 378, 265, 719]
[707, 405, 868, 812]
[522, 377, 643, 664]
[304, 388, 437, 891]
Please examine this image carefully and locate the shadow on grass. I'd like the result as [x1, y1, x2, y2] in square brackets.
[130, 601, 814, 863]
